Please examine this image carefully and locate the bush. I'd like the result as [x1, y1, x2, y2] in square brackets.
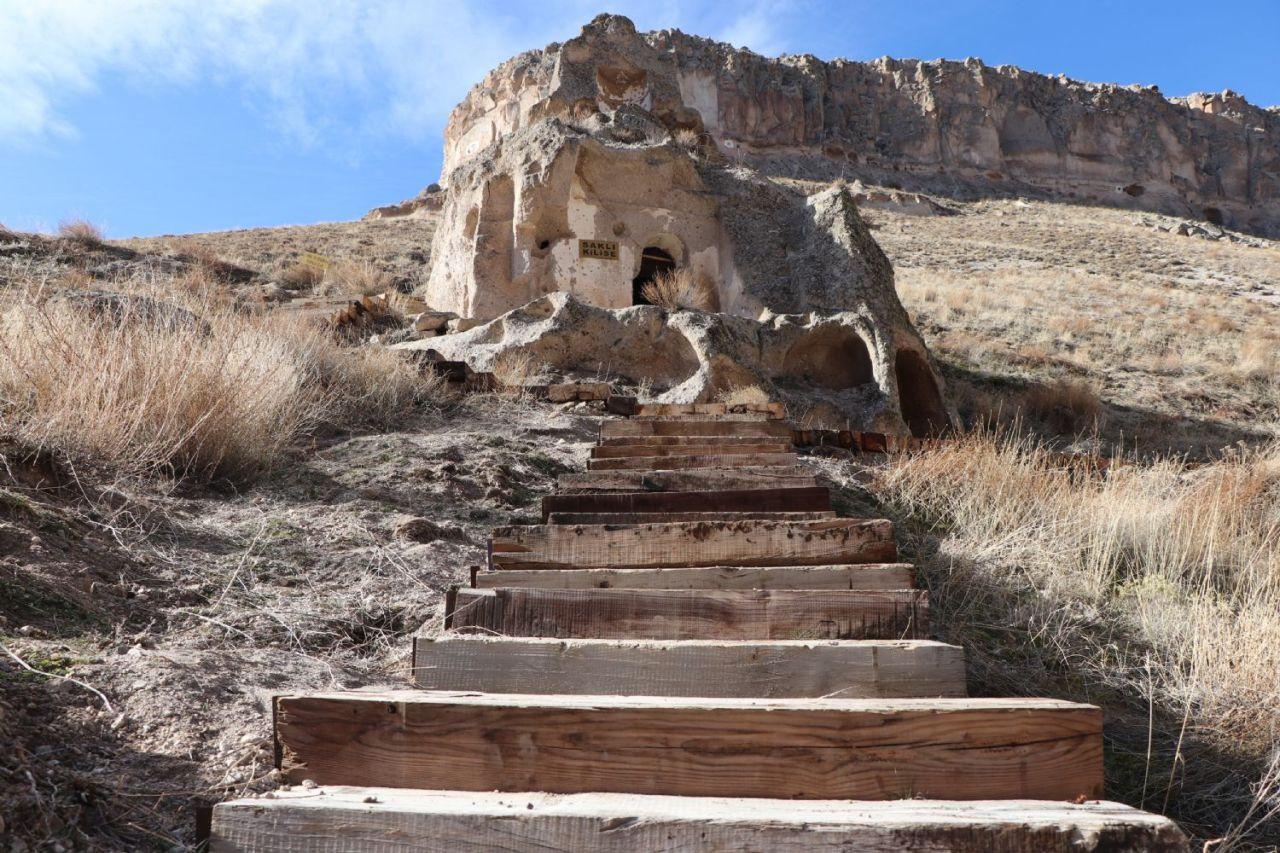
[1024, 378, 1103, 434]
[55, 219, 104, 245]
[640, 267, 719, 312]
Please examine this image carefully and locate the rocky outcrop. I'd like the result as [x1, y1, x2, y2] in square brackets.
[444, 14, 1280, 237]
[395, 292, 952, 436]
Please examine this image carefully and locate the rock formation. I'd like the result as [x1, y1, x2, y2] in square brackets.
[444, 15, 1280, 237]
[409, 14, 953, 436]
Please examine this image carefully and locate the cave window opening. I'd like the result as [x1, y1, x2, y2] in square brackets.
[632, 246, 676, 305]
[1203, 206, 1224, 226]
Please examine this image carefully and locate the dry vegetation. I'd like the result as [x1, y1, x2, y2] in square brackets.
[851, 430, 1280, 845]
[873, 199, 1280, 457]
[640, 267, 719, 311]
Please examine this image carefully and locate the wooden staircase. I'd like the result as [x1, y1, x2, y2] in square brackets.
[210, 406, 1189, 851]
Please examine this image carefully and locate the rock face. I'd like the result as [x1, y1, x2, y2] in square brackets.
[417, 14, 954, 435]
[445, 15, 1280, 237]
[398, 293, 950, 435]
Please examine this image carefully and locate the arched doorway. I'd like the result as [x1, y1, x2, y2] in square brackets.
[783, 327, 875, 389]
[632, 247, 676, 305]
[895, 349, 950, 437]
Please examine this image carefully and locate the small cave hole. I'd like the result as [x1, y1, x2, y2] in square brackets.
[782, 328, 874, 390]
[538, 240, 551, 251]
[1202, 206, 1224, 226]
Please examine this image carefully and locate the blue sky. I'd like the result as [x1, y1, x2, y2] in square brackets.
[2, 0, 1277, 238]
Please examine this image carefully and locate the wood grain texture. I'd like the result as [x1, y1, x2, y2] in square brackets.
[590, 442, 791, 459]
[601, 419, 795, 438]
[546, 511, 835, 525]
[273, 691, 1105, 801]
[412, 637, 966, 698]
[473, 564, 917, 590]
[598, 434, 794, 447]
[587, 452, 798, 471]
[489, 518, 897, 570]
[541, 486, 831, 521]
[557, 468, 819, 493]
[446, 588, 927, 640]
[211, 788, 1190, 853]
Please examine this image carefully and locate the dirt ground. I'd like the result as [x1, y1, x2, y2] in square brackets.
[0, 398, 595, 850]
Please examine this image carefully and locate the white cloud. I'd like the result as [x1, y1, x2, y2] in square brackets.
[0, 1, 798, 153]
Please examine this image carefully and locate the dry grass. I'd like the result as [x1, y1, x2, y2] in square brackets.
[1023, 378, 1104, 435]
[279, 260, 325, 290]
[324, 260, 394, 296]
[716, 384, 771, 405]
[490, 348, 543, 393]
[55, 218, 104, 245]
[641, 267, 719, 312]
[0, 283, 436, 482]
[871, 431, 1280, 844]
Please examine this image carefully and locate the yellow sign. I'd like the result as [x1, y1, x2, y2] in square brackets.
[578, 239, 619, 261]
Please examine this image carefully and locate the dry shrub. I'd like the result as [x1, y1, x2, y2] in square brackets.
[1023, 378, 1103, 434]
[672, 128, 701, 153]
[279, 260, 324, 290]
[325, 260, 393, 296]
[874, 431, 1280, 842]
[491, 349, 542, 392]
[716, 384, 770, 405]
[641, 267, 719, 312]
[0, 291, 436, 482]
[56, 218, 104, 245]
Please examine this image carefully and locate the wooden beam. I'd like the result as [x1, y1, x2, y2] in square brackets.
[586, 452, 798, 471]
[412, 636, 966, 698]
[590, 442, 791, 459]
[489, 518, 897, 570]
[212, 788, 1189, 853]
[601, 419, 794, 439]
[597, 434, 794, 447]
[557, 468, 819, 493]
[473, 564, 916, 590]
[272, 691, 1104, 801]
[541, 486, 831, 521]
[546, 510, 835, 525]
[446, 588, 927, 640]
[627, 401, 786, 419]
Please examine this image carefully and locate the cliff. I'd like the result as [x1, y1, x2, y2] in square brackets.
[442, 14, 1280, 236]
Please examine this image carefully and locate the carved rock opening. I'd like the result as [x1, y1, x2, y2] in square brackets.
[895, 349, 949, 437]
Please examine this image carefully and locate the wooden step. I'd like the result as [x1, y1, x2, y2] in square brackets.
[542, 486, 831, 521]
[586, 452, 798, 471]
[272, 691, 1104, 801]
[489, 518, 897, 570]
[590, 442, 791, 459]
[601, 419, 794, 439]
[629, 401, 786, 418]
[473, 564, 916, 590]
[557, 467, 819, 493]
[598, 434, 794, 447]
[212, 788, 1189, 853]
[446, 588, 927, 640]
[412, 637, 965, 698]
[545, 510, 834, 524]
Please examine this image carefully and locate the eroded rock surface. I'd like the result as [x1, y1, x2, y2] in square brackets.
[445, 14, 1280, 237]
[396, 292, 951, 435]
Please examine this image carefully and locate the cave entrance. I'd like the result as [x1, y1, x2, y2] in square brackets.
[783, 327, 875, 389]
[895, 349, 949, 437]
[1203, 206, 1224, 226]
[632, 247, 676, 305]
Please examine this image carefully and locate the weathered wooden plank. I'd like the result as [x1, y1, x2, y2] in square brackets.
[546, 510, 835, 525]
[211, 788, 1189, 853]
[272, 691, 1105, 801]
[446, 588, 927, 640]
[557, 467, 819, 493]
[412, 637, 965, 698]
[626, 401, 787, 419]
[598, 434, 793, 447]
[601, 419, 794, 438]
[490, 518, 897, 569]
[590, 442, 791, 459]
[586, 452, 798, 471]
[473, 564, 917, 590]
[541, 486, 831, 521]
